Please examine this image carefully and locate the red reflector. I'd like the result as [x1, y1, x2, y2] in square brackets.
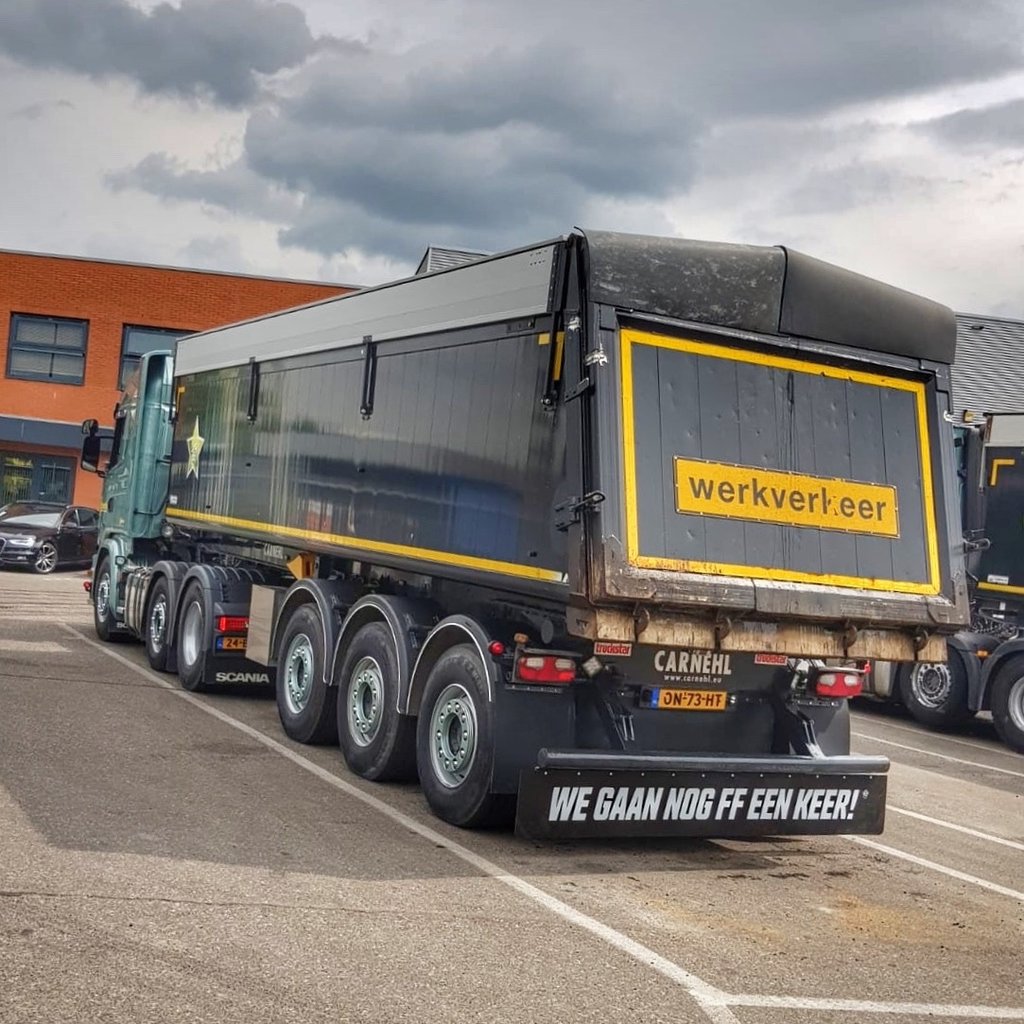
[216, 615, 249, 633]
[814, 671, 863, 698]
[488, 640, 506, 656]
[83, 581, 92, 593]
[515, 654, 576, 684]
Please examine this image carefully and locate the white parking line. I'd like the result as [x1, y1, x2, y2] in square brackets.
[852, 731, 1024, 779]
[65, 624, 1024, 1022]
[848, 835, 1024, 903]
[852, 711, 1011, 757]
[889, 805, 1024, 853]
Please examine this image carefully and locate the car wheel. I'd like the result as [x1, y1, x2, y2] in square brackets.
[415, 645, 512, 828]
[898, 651, 973, 729]
[337, 621, 416, 781]
[990, 655, 1024, 754]
[276, 604, 336, 744]
[33, 541, 58, 575]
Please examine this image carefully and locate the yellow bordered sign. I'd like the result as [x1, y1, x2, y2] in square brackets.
[618, 328, 942, 596]
[673, 457, 900, 539]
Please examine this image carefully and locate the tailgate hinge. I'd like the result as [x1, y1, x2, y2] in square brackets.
[563, 376, 593, 403]
[554, 490, 605, 531]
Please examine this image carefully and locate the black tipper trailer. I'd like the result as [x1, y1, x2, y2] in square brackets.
[90, 229, 969, 838]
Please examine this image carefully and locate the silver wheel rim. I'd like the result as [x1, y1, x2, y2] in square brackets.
[283, 633, 315, 715]
[181, 601, 203, 667]
[429, 683, 478, 789]
[1008, 677, 1024, 734]
[35, 543, 56, 573]
[910, 663, 951, 710]
[95, 571, 110, 622]
[149, 595, 167, 651]
[347, 656, 384, 746]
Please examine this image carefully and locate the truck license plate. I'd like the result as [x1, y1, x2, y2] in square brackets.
[216, 636, 247, 652]
[644, 688, 727, 711]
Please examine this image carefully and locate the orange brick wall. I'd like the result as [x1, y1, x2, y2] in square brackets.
[0, 251, 352, 505]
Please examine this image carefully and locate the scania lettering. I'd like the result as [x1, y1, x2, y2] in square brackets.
[79, 229, 968, 839]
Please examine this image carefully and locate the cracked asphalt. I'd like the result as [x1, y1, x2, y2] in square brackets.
[1, 571, 1022, 1023]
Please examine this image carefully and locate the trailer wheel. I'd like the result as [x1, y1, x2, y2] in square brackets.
[416, 645, 511, 828]
[276, 604, 337, 744]
[898, 652, 973, 729]
[176, 582, 211, 692]
[92, 556, 117, 642]
[990, 656, 1024, 754]
[144, 577, 172, 672]
[336, 622, 416, 780]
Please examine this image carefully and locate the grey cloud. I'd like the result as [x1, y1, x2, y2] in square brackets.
[0, 0, 320, 106]
[922, 98, 1024, 149]
[106, 151, 299, 220]
[108, 0, 1024, 263]
[776, 162, 935, 217]
[9, 98, 74, 119]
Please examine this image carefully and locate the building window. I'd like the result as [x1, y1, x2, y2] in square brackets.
[0, 451, 74, 506]
[120, 325, 188, 389]
[6, 314, 88, 384]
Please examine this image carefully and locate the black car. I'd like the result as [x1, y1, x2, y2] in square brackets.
[0, 502, 99, 574]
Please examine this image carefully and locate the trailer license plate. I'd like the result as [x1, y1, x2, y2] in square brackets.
[216, 636, 247, 652]
[645, 688, 727, 711]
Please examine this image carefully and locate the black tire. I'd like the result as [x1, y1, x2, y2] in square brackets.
[276, 604, 337, 744]
[415, 645, 512, 828]
[898, 651, 973, 729]
[144, 577, 172, 672]
[990, 656, 1024, 754]
[33, 541, 59, 575]
[176, 581, 211, 692]
[336, 621, 417, 781]
[92, 556, 117, 642]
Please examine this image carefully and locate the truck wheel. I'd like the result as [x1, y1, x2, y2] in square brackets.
[92, 556, 117, 642]
[144, 577, 172, 672]
[415, 645, 512, 828]
[276, 604, 337, 744]
[990, 656, 1024, 754]
[898, 652, 973, 729]
[176, 582, 211, 692]
[336, 622, 416, 780]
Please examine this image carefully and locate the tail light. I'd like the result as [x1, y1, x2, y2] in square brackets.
[814, 669, 863, 698]
[215, 615, 249, 633]
[515, 654, 577, 684]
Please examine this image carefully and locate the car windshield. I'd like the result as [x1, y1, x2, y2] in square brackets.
[0, 504, 62, 528]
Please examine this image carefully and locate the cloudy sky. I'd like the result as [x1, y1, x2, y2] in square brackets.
[1, 0, 1022, 315]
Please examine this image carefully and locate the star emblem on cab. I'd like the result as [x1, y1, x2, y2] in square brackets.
[186, 417, 205, 479]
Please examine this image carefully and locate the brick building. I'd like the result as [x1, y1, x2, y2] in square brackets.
[0, 250, 352, 509]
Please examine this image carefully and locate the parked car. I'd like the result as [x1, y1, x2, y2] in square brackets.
[0, 502, 99, 574]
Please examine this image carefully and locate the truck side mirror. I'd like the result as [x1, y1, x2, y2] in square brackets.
[81, 422, 105, 476]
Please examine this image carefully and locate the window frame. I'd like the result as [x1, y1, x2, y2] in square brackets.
[119, 324, 188, 390]
[6, 313, 89, 386]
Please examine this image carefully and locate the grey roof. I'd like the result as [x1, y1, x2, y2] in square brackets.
[951, 313, 1024, 415]
[415, 246, 489, 275]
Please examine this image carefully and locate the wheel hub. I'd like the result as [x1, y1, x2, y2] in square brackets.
[430, 683, 477, 788]
[1008, 677, 1024, 734]
[95, 573, 110, 622]
[149, 597, 167, 649]
[347, 656, 383, 746]
[35, 544, 56, 573]
[911, 663, 951, 709]
[284, 633, 315, 714]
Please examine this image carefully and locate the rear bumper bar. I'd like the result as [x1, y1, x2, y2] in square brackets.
[515, 749, 888, 840]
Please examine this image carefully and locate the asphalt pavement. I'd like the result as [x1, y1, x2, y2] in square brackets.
[1, 569, 1022, 1023]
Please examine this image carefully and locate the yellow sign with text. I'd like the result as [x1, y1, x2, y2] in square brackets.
[674, 458, 899, 538]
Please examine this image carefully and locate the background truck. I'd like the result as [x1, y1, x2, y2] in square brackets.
[867, 412, 1024, 752]
[79, 228, 968, 839]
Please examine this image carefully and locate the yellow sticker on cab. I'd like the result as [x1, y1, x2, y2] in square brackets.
[674, 457, 899, 539]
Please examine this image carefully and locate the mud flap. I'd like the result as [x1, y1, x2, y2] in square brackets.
[515, 757, 887, 839]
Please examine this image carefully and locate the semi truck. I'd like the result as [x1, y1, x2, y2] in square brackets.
[79, 229, 969, 839]
[867, 412, 1024, 753]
